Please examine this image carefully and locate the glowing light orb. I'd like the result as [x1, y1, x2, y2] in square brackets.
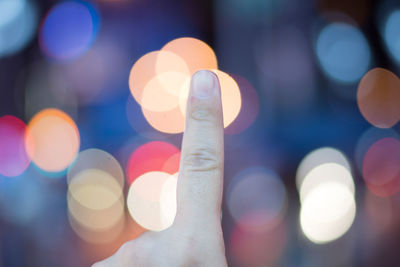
[127, 172, 178, 231]
[161, 37, 218, 74]
[300, 182, 356, 244]
[126, 141, 180, 184]
[226, 167, 286, 232]
[0, 116, 30, 177]
[142, 105, 186, 134]
[25, 109, 80, 173]
[299, 163, 355, 203]
[357, 68, 400, 128]
[296, 147, 351, 190]
[316, 22, 371, 83]
[362, 137, 400, 197]
[0, 0, 38, 57]
[39, 1, 100, 61]
[383, 10, 400, 64]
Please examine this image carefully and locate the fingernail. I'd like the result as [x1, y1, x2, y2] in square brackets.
[192, 70, 216, 99]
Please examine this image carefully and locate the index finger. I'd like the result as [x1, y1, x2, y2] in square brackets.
[175, 70, 224, 226]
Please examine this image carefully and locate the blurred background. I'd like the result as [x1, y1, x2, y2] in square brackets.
[1, 0, 400, 266]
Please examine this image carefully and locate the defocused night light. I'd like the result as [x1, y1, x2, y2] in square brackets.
[299, 162, 355, 203]
[128, 38, 242, 133]
[161, 37, 218, 74]
[39, 0, 100, 61]
[383, 10, 400, 64]
[25, 109, 80, 174]
[316, 22, 371, 83]
[362, 137, 400, 197]
[127, 172, 178, 231]
[226, 167, 286, 232]
[300, 182, 356, 244]
[225, 75, 259, 134]
[0, 0, 38, 57]
[0, 115, 30, 177]
[354, 127, 399, 175]
[296, 147, 351, 190]
[126, 141, 180, 185]
[364, 190, 393, 233]
[66, 149, 126, 244]
[357, 68, 400, 128]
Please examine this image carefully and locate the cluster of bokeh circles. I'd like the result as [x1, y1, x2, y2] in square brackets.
[128, 37, 242, 134]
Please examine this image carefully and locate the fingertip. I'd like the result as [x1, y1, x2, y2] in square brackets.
[191, 70, 220, 99]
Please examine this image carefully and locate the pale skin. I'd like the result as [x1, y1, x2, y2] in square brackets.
[92, 70, 228, 266]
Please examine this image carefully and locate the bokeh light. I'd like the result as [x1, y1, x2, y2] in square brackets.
[0, 0, 38, 57]
[126, 141, 180, 185]
[0, 115, 30, 177]
[39, 1, 100, 61]
[161, 37, 218, 74]
[383, 9, 400, 64]
[67, 149, 125, 244]
[226, 167, 286, 232]
[127, 172, 178, 231]
[316, 22, 371, 83]
[25, 108, 80, 173]
[128, 38, 241, 133]
[299, 163, 354, 203]
[354, 127, 399, 175]
[300, 182, 356, 244]
[362, 137, 400, 197]
[296, 147, 351, 191]
[357, 68, 400, 128]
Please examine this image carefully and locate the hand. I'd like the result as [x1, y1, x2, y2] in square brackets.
[92, 70, 227, 267]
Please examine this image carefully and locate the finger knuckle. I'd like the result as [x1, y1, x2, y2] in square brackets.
[183, 146, 221, 172]
[190, 106, 212, 122]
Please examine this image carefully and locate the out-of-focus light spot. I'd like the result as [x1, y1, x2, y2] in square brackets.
[357, 68, 400, 128]
[224, 75, 259, 134]
[67, 148, 124, 188]
[126, 141, 180, 185]
[300, 182, 356, 244]
[68, 211, 124, 244]
[383, 10, 400, 64]
[127, 172, 177, 231]
[226, 167, 286, 232]
[68, 169, 122, 210]
[142, 105, 186, 134]
[39, 1, 100, 61]
[179, 70, 242, 127]
[68, 192, 124, 231]
[66, 149, 126, 244]
[0, 0, 37, 57]
[362, 137, 400, 197]
[299, 163, 355, 203]
[129, 50, 190, 106]
[0, 116, 30, 177]
[162, 37, 218, 74]
[316, 22, 371, 83]
[25, 109, 80, 173]
[354, 127, 399, 175]
[296, 147, 351, 190]
[229, 221, 288, 267]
